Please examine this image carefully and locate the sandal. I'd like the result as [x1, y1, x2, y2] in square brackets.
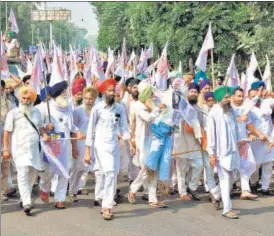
[128, 192, 136, 204]
[180, 194, 192, 201]
[102, 209, 113, 220]
[149, 202, 168, 208]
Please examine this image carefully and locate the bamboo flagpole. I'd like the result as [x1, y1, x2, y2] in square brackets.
[172, 149, 202, 157]
[211, 49, 215, 90]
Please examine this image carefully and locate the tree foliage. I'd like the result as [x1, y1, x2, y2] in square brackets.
[91, 2, 274, 75]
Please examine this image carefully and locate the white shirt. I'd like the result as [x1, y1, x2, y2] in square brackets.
[4, 107, 43, 170]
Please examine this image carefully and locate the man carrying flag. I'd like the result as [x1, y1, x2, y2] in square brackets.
[39, 81, 84, 209]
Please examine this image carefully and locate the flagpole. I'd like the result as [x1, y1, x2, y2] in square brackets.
[5, 1, 8, 32]
[211, 49, 215, 90]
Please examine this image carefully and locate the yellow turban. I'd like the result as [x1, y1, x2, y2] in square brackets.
[18, 86, 37, 103]
[5, 79, 16, 87]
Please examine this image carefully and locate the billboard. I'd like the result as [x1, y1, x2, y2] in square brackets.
[31, 10, 71, 21]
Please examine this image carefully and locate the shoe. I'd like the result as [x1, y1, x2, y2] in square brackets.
[261, 189, 274, 196]
[187, 187, 200, 201]
[40, 190, 49, 203]
[24, 205, 32, 216]
[137, 186, 144, 192]
[240, 191, 258, 200]
[50, 191, 54, 197]
[1, 194, 8, 202]
[250, 184, 258, 194]
[77, 189, 89, 195]
[142, 194, 148, 201]
[94, 200, 102, 207]
[214, 200, 221, 210]
[6, 188, 16, 198]
[55, 201, 66, 209]
[222, 210, 239, 219]
[69, 194, 79, 203]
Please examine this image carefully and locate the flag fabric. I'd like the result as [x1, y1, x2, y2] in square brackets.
[147, 43, 153, 59]
[115, 38, 127, 83]
[49, 43, 64, 86]
[105, 48, 115, 78]
[246, 51, 259, 92]
[226, 54, 240, 86]
[241, 72, 248, 96]
[41, 132, 69, 179]
[8, 8, 19, 34]
[30, 46, 45, 93]
[195, 23, 214, 72]
[0, 32, 10, 79]
[155, 42, 169, 90]
[90, 45, 105, 82]
[263, 54, 272, 92]
[20, 48, 28, 71]
[69, 44, 78, 85]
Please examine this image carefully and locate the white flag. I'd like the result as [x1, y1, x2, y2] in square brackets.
[8, 8, 19, 34]
[263, 54, 272, 92]
[49, 43, 64, 86]
[155, 42, 168, 90]
[226, 54, 239, 86]
[195, 23, 214, 72]
[246, 51, 259, 92]
[147, 43, 154, 59]
[90, 45, 105, 82]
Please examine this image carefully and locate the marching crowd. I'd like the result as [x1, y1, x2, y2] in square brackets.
[1, 35, 274, 222]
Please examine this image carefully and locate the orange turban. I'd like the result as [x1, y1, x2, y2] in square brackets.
[18, 86, 37, 103]
[97, 78, 117, 94]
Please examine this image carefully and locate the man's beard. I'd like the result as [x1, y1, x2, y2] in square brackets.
[75, 98, 83, 106]
[19, 103, 32, 117]
[84, 104, 92, 115]
[105, 95, 115, 106]
[132, 92, 139, 100]
[55, 95, 69, 108]
[223, 102, 231, 113]
[188, 96, 198, 105]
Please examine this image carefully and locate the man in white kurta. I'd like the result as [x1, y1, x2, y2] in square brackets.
[248, 82, 274, 195]
[3, 86, 50, 216]
[84, 78, 130, 220]
[69, 87, 98, 202]
[207, 86, 241, 219]
[173, 83, 204, 201]
[39, 81, 83, 209]
[128, 82, 161, 205]
[231, 87, 267, 199]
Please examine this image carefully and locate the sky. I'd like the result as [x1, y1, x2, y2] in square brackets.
[43, 2, 99, 36]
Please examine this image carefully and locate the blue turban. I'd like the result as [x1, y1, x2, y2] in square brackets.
[50, 81, 68, 98]
[137, 73, 147, 80]
[194, 70, 208, 84]
[188, 82, 200, 93]
[199, 79, 212, 91]
[204, 92, 215, 101]
[40, 86, 51, 102]
[251, 81, 266, 90]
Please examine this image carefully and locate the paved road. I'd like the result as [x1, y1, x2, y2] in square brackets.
[2, 178, 274, 236]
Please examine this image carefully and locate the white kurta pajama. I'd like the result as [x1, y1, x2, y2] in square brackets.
[86, 101, 130, 209]
[39, 103, 77, 202]
[231, 104, 256, 192]
[200, 105, 221, 200]
[129, 101, 160, 202]
[249, 98, 274, 190]
[69, 104, 91, 195]
[4, 107, 44, 207]
[173, 105, 204, 197]
[207, 105, 240, 215]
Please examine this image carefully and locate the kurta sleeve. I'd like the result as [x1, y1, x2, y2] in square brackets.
[4, 110, 14, 132]
[137, 105, 160, 123]
[119, 106, 131, 141]
[85, 106, 98, 147]
[73, 108, 80, 127]
[206, 113, 216, 156]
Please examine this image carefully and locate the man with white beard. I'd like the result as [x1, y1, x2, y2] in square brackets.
[68, 86, 98, 202]
[3, 86, 51, 216]
[39, 81, 84, 209]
